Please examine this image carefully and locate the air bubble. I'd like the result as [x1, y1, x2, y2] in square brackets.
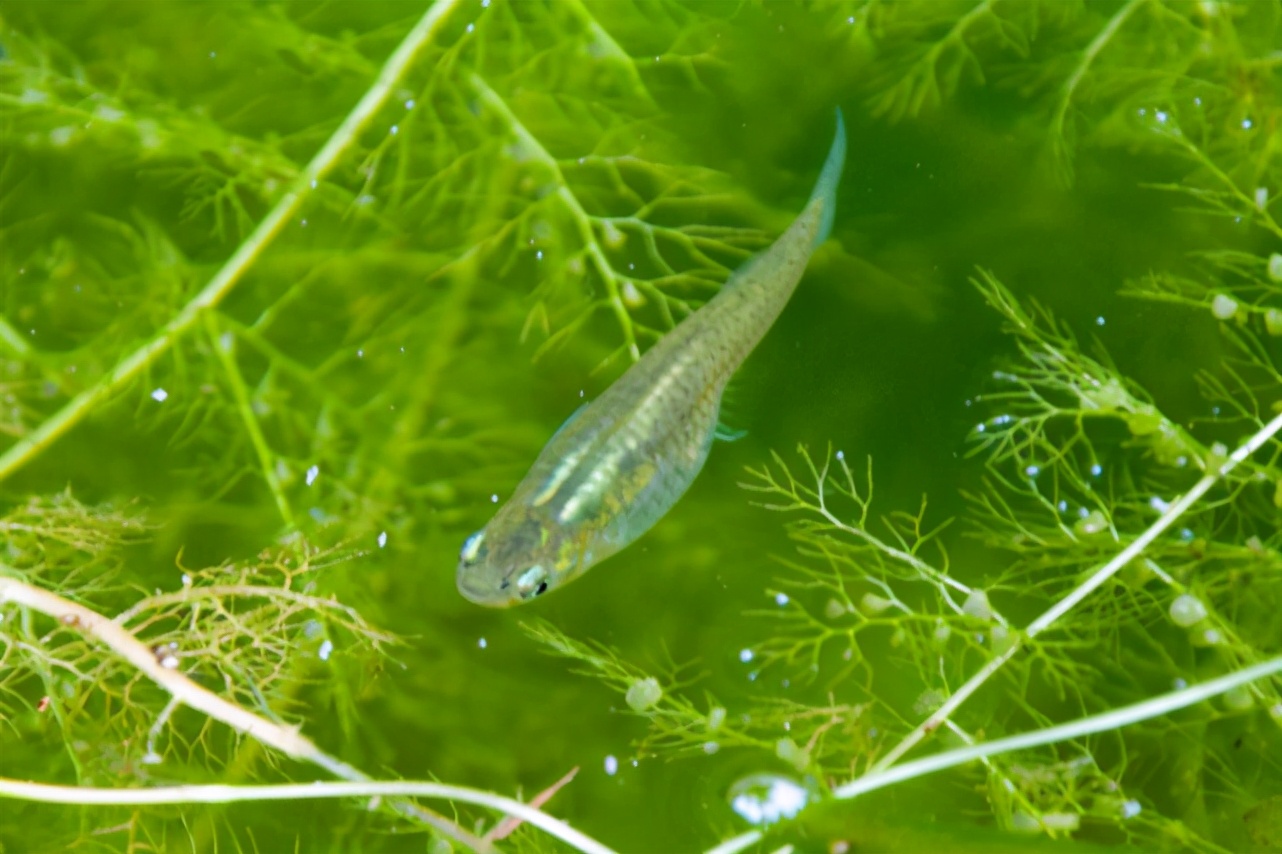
[1169, 593, 1207, 627]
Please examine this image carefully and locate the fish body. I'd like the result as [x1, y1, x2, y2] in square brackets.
[457, 111, 847, 606]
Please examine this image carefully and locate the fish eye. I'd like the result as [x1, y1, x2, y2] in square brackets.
[460, 531, 484, 566]
[515, 565, 549, 599]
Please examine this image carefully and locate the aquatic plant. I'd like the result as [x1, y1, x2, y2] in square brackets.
[1, 1, 1280, 852]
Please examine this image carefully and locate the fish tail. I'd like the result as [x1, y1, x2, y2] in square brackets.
[808, 107, 846, 249]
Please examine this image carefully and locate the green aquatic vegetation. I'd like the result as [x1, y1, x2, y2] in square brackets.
[2, 1, 1282, 853]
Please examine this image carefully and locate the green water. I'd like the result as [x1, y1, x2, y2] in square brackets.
[2, 1, 1280, 852]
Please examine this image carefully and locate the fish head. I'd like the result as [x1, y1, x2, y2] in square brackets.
[456, 505, 582, 607]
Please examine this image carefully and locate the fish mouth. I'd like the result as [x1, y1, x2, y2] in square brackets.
[456, 567, 513, 608]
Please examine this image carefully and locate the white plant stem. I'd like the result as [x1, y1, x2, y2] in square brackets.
[871, 408, 1282, 773]
[0, 572, 484, 849]
[0, 0, 461, 483]
[837, 656, 1282, 799]
[706, 656, 1281, 854]
[0, 778, 616, 854]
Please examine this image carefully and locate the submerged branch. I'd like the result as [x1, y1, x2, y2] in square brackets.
[0, 0, 461, 483]
[868, 408, 1282, 773]
[0, 777, 616, 854]
[838, 656, 1282, 799]
[0, 571, 484, 850]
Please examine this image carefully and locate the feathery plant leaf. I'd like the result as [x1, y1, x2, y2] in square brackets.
[3, 1, 1282, 852]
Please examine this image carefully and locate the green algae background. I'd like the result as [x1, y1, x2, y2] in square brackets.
[2, 1, 1281, 852]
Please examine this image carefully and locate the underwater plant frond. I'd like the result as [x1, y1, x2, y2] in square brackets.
[865, 0, 1040, 122]
[522, 619, 877, 778]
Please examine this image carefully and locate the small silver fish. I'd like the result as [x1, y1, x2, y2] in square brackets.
[458, 111, 847, 606]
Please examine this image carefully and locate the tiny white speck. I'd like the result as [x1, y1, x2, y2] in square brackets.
[536, 250, 544, 261]
[478, 637, 487, 649]
[1122, 800, 1141, 819]
[490, 493, 499, 503]
[357, 349, 364, 358]
[1149, 495, 1170, 513]
[1025, 465, 1040, 477]
[739, 648, 754, 663]
[1155, 110, 1168, 124]
[1193, 97, 1202, 106]
[604, 755, 618, 775]
[151, 388, 168, 402]
[181, 573, 192, 586]
[1090, 463, 1103, 477]
[1242, 118, 1253, 130]
[1096, 316, 1105, 326]
[579, 389, 585, 398]
[775, 592, 789, 606]
[209, 51, 216, 59]
[835, 450, 844, 461]
[405, 99, 415, 110]
[161, 653, 179, 669]
[310, 179, 317, 189]
[467, 22, 475, 33]
[377, 531, 388, 548]
[390, 125, 399, 135]
[318, 639, 334, 661]
[306, 465, 320, 486]
[482, 0, 490, 6]
[300, 219, 308, 227]
[1173, 677, 1188, 689]
[847, 16, 854, 23]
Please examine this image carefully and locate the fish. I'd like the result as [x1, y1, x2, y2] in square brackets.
[457, 110, 847, 607]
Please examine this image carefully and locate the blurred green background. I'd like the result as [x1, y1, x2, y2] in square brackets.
[2, 1, 1279, 851]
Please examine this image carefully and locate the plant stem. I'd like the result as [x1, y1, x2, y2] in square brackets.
[0, 0, 461, 483]
[0, 570, 485, 851]
[469, 72, 642, 361]
[705, 657, 1281, 854]
[0, 778, 616, 854]
[836, 656, 1282, 799]
[869, 408, 1282, 773]
[203, 314, 296, 529]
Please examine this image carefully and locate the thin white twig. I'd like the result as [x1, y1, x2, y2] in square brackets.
[706, 657, 1282, 854]
[0, 575, 317, 759]
[0, 778, 617, 854]
[869, 409, 1282, 773]
[0, 572, 485, 849]
[0, 0, 461, 482]
[836, 656, 1282, 799]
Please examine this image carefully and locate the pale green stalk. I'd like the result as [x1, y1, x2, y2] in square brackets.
[0, 0, 461, 482]
[871, 408, 1282, 773]
[0, 778, 615, 854]
[203, 314, 296, 528]
[468, 72, 642, 361]
[706, 657, 1282, 854]
[837, 656, 1282, 799]
[0, 571, 484, 850]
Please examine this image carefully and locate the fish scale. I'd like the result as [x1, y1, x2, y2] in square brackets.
[457, 110, 847, 606]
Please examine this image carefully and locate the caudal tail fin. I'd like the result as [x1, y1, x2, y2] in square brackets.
[808, 108, 846, 249]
